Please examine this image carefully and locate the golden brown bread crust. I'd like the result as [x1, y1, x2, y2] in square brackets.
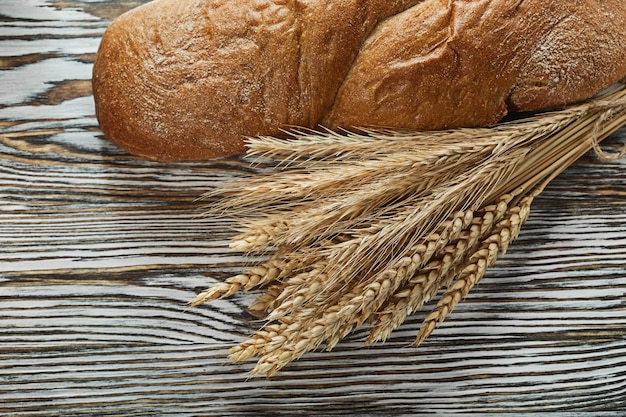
[93, 0, 626, 161]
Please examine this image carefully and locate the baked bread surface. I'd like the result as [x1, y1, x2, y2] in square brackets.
[93, 0, 626, 161]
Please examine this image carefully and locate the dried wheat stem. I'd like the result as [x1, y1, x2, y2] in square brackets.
[228, 321, 292, 362]
[414, 191, 534, 346]
[264, 263, 331, 319]
[333, 210, 474, 322]
[248, 283, 284, 313]
[231, 149, 496, 253]
[190, 257, 304, 306]
[491, 84, 626, 198]
[247, 128, 495, 163]
[211, 107, 579, 256]
[230, 220, 289, 253]
[243, 209, 481, 374]
[240, 276, 391, 375]
[366, 239, 477, 343]
[213, 145, 477, 213]
[266, 209, 472, 322]
[250, 309, 345, 376]
[365, 193, 513, 344]
[406, 93, 626, 346]
[190, 268, 274, 306]
[195, 82, 626, 377]
[319, 151, 526, 293]
[245, 108, 580, 164]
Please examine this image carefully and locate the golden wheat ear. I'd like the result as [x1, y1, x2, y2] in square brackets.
[413, 188, 536, 347]
[194, 82, 626, 377]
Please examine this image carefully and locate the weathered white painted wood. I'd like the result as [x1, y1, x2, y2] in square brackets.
[0, 1, 625, 415]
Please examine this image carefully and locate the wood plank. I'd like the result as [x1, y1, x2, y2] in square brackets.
[0, 1, 625, 415]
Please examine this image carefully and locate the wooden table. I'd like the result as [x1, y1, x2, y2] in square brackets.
[1, 1, 625, 415]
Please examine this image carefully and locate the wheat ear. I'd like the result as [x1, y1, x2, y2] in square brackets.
[190, 256, 310, 306]
[195, 82, 626, 377]
[414, 190, 534, 346]
[366, 193, 512, 344]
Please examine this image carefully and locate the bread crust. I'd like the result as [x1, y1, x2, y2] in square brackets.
[327, 0, 626, 129]
[93, 0, 626, 161]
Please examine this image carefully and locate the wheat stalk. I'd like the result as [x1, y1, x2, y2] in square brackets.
[194, 82, 626, 376]
[366, 194, 512, 344]
[414, 187, 536, 347]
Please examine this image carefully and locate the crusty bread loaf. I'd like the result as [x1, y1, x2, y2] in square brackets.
[93, 0, 626, 161]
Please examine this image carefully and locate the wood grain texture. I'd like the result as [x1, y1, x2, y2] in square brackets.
[0, 1, 625, 415]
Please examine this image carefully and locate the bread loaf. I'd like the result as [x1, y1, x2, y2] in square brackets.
[93, 0, 626, 161]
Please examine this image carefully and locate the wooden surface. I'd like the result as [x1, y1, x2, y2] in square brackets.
[1, 1, 625, 415]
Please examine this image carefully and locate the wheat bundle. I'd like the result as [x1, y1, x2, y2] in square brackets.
[192, 82, 626, 377]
